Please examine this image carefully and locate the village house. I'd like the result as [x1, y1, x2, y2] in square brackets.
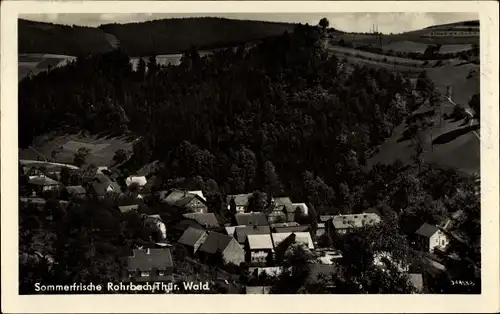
[197, 231, 245, 266]
[235, 212, 269, 227]
[158, 189, 208, 213]
[27, 176, 62, 195]
[272, 232, 315, 250]
[233, 225, 271, 245]
[125, 248, 173, 283]
[413, 223, 449, 253]
[177, 227, 209, 255]
[61, 185, 87, 201]
[89, 174, 122, 198]
[226, 193, 253, 213]
[246, 234, 274, 265]
[325, 213, 381, 235]
[182, 212, 220, 229]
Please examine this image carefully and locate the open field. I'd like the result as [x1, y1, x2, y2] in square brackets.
[383, 41, 472, 54]
[367, 62, 480, 175]
[19, 132, 138, 167]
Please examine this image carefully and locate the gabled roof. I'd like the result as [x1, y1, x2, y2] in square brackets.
[415, 223, 439, 238]
[65, 185, 86, 195]
[233, 226, 271, 244]
[178, 227, 208, 247]
[274, 225, 310, 233]
[331, 213, 381, 229]
[274, 197, 292, 206]
[126, 248, 173, 272]
[226, 193, 252, 206]
[125, 176, 148, 187]
[28, 176, 60, 186]
[235, 213, 269, 226]
[198, 232, 234, 254]
[272, 232, 314, 249]
[188, 190, 206, 201]
[183, 213, 220, 228]
[247, 234, 274, 250]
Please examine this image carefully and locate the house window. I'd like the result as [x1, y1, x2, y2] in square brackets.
[441, 239, 445, 246]
[141, 271, 150, 277]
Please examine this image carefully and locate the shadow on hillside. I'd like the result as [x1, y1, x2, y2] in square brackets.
[432, 125, 479, 145]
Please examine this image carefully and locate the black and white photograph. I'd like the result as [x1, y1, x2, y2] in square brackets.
[1, 1, 499, 313]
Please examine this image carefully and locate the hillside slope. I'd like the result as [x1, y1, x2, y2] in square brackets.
[367, 62, 480, 174]
[18, 19, 114, 55]
[99, 17, 296, 56]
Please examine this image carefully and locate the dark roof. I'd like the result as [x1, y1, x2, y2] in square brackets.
[198, 232, 234, 254]
[233, 226, 271, 243]
[178, 227, 207, 247]
[174, 219, 204, 231]
[126, 248, 173, 272]
[235, 213, 269, 226]
[183, 213, 220, 228]
[415, 223, 439, 237]
[274, 225, 310, 233]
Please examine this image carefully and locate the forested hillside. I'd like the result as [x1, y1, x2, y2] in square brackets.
[18, 19, 113, 55]
[99, 17, 297, 55]
[18, 17, 296, 56]
[19, 24, 438, 210]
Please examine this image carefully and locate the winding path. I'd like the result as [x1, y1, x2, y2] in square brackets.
[445, 96, 480, 140]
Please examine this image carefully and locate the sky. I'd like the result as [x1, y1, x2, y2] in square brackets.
[21, 12, 478, 34]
